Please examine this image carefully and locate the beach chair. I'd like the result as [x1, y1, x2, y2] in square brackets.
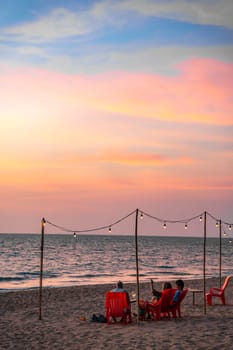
[146, 288, 176, 320]
[206, 276, 231, 305]
[169, 288, 188, 318]
[105, 291, 132, 324]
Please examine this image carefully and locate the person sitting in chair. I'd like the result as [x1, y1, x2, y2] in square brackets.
[150, 279, 173, 302]
[172, 279, 184, 304]
[110, 281, 131, 322]
[111, 280, 131, 306]
[111, 280, 126, 292]
[139, 280, 173, 320]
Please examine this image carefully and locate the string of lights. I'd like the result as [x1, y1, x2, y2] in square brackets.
[206, 211, 232, 228]
[43, 208, 233, 238]
[139, 210, 205, 224]
[45, 209, 137, 234]
[140, 209, 206, 230]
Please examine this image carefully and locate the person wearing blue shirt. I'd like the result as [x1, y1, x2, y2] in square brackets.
[173, 279, 185, 303]
[111, 281, 125, 292]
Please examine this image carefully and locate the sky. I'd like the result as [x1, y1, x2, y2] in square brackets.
[0, 0, 233, 236]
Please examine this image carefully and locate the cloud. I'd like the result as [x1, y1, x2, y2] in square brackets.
[1, 40, 233, 76]
[0, 2, 129, 43]
[120, 0, 233, 28]
[0, 58, 232, 127]
[0, 7, 94, 43]
[61, 150, 168, 166]
[1, 0, 233, 44]
[102, 46, 233, 75]
[32, 44, 233, 76]
[0, 45, 233, 76]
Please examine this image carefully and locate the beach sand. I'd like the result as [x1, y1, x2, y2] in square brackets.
[1, 277, 233, 349]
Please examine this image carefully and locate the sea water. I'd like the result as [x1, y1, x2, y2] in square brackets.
[0, 234, 232, 291]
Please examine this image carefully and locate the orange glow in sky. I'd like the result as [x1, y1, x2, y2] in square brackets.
[0, 1, 232, 234]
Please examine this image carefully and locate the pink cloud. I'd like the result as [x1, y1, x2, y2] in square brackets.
[0, 58, 232, 126]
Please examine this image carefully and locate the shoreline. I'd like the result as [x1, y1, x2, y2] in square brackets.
[0, 274, 210, 294]
[1, 276, 233, 349]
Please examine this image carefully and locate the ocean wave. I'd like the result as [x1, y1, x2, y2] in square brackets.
[0, 276, 25, 282]
[0, 272, 41, 283]
[72, 273, 116, 278]
[16, 272, 39, 277]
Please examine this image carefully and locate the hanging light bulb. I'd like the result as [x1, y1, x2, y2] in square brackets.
[199, 216, 203, 222]
[140, 212, 144, 219]
[215, 221, 219, 228]
[229, 239, 232, 244]
[108, 227, 112, 233]
[224, 231, 227, 237]
[229, 225, 232, 231]
[163, 222, 167, 229]
[185, 223, 188, 229]
[73, 232, 77, 238]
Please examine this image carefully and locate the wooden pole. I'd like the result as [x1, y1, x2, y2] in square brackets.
[134, 208, 140, 325]
[219, 219, 222, 288]
[39, 218, 45, 320]
[203, 211, 207, 315]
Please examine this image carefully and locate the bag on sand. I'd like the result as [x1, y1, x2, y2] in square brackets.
[91, 314, 107, 323]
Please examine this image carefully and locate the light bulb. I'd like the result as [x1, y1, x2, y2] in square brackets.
[185, 224, 188, 229]
[108, 227, 112, 233]
[163, 223, 167, 229]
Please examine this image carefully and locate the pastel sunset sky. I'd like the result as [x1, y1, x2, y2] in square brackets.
[0, 0, 232, 235]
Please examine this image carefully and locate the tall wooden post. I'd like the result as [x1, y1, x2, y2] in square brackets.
[219, 219, 222, 288]
[135, 209, 140, 325]
[203, 211, 207, 315]
[39, 218, 46, 320]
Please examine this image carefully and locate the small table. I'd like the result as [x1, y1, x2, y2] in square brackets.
[189, 289, 203, 305]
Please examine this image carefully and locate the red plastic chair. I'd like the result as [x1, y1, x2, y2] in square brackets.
[105, 291, 132, 324]
[146, 288, 176, 320]
[206, 276, 231, 305]
[169, 288, 188, 318]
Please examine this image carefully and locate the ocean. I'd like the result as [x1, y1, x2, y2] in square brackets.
[0, 234, 232, 292]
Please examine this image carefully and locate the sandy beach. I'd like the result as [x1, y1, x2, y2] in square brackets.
[1, 277, 233, 350]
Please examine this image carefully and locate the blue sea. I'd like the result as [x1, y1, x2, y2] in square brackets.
[0, 234, 232, 292]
